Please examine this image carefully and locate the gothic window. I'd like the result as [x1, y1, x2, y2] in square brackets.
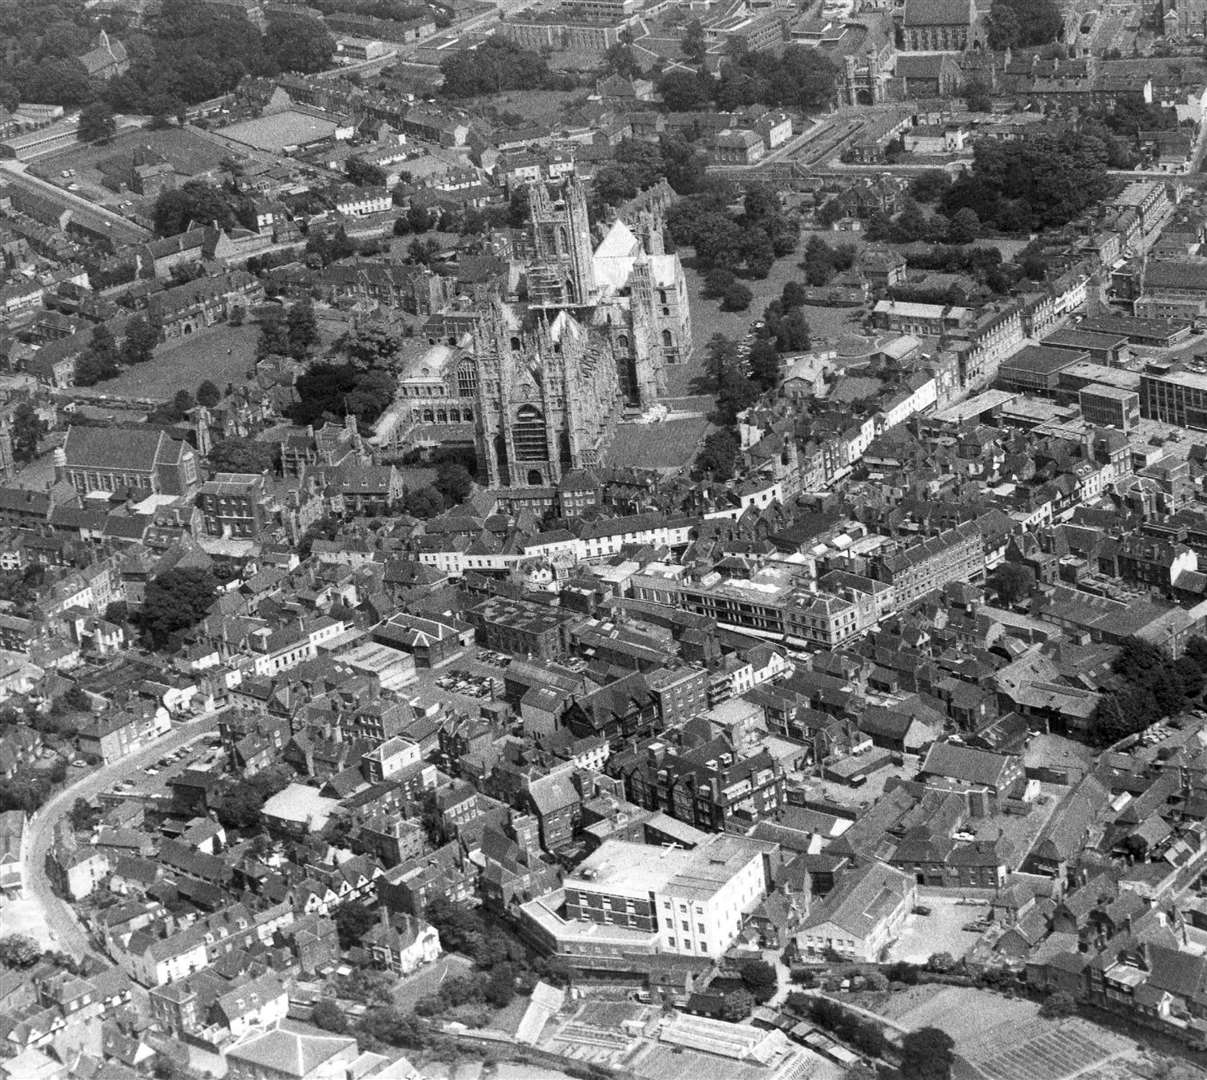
[527, 469, 543, 486]
[510, 336, 522, 352]
[514, 405, 549, 461]
[456, 363, 477, 397]
[617, 334, 629, 350]
[659, 289, 668, 305]
[662, 329, 673, 347]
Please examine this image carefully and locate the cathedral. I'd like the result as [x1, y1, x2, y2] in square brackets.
[470, 175, 692, 489]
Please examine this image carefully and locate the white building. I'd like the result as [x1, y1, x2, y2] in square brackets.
[562, 834, 776, 958]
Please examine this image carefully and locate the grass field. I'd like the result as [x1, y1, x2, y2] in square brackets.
[72, 323, 261, 404]
[673, 230, 870, 397]
[464, 89, 589, 127]
[31, 126, 231, 184]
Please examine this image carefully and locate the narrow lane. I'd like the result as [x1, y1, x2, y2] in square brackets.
[8, 710, 224, 962]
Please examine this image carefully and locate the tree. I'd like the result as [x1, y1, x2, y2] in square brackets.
[137, 567, 218, 649]
[343, 323, 401, 368]
[964, 77, 993, 112]
[719, 987, 754, 1021]
[285, 302, 319, 358]
[926, 951, 955, 973]
[942, 131, 1112, 232]
[423, 897, 484, 956]
[406, 203, 432, 233]
[167, 389, 195, 421]
[696, 428, 739, 479]
[484, 964, 516, 1008]
[439, 35, 550, 97]
[603, 42, 642, 78]
[948, 207, 982, 244]
[265, 13, 333, 74]
[10, 403, 45, 464]
[703, 333, 740, 392]
[682, 18, 707, 65]
[738, 957, 778, 1003]
[767, 305, 811, 352]
[75, 323, 122, 385]
[344, 369, 396, 425]
[311, 999, 348, 1033]
[68, 798, 97, 831]
[434, 462, 472, 505]
[986, 3, 1021, 47]
[229, 304, 245, 327]
[62, 685, 92, 712]
[122, 315, 160, 365]
[206, 437, 276, 474]
[803, 235, 837, 285]
[335, 900, 378, 950]
[0, 935, 41, 969]
[910, 169, 952, 204]
[78, 102, 116, 144]
[403, 486, 445, 519]
[720, 282, 752, 312]
[196, 380, 221, 408]
[1040, 991, 1078, 1018]
[347, 157, 387, 187]
[988, 561, 1035, 604]
[989, 0, 1061, 46]
[659, 69, 709, 111]
[900, 1027, 956, 1080]
[153, 180, 250, 237]
[703, 268, 736, 299]
[748, 338, 781, 390]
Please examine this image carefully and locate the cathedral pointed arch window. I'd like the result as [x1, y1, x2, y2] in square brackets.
[617, 334, 629, 351]
[510, 336, 522, 353]
[514, 405, 549, 461]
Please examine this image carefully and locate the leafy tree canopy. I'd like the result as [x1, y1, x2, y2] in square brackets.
[137, 566, 218, 649]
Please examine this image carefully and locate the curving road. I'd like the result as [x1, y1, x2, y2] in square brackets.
[15, 710, 224, 962]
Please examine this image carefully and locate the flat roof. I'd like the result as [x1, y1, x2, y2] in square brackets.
[1079, 382, 1137, 401]
[1002, 344, 1083, 375]
[218, 109, 342, 152]
[261, 783, 339, 828]
[929, 388, 1017, 423]
[566, 834, 770, 902]
[1058, 360, 1142, 391]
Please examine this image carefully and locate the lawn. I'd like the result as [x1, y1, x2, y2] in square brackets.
[673, 230, 869, 397]
[389, 954, 474, 1012]
[72, 322, 261, 404]
[463, 89, 589, 127]
[30, 125, 232, 195]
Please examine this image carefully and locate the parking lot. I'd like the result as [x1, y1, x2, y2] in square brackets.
[111, 731, 225, 796]
[433, 667, 503, 700]
[886, 895, 988, 963]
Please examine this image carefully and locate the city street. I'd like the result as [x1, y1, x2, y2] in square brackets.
[2, 709, 225, 960]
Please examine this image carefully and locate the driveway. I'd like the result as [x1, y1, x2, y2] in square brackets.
[1, 709, 224, 959]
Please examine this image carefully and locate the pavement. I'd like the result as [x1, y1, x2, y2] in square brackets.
[1, 709, 225, 961]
